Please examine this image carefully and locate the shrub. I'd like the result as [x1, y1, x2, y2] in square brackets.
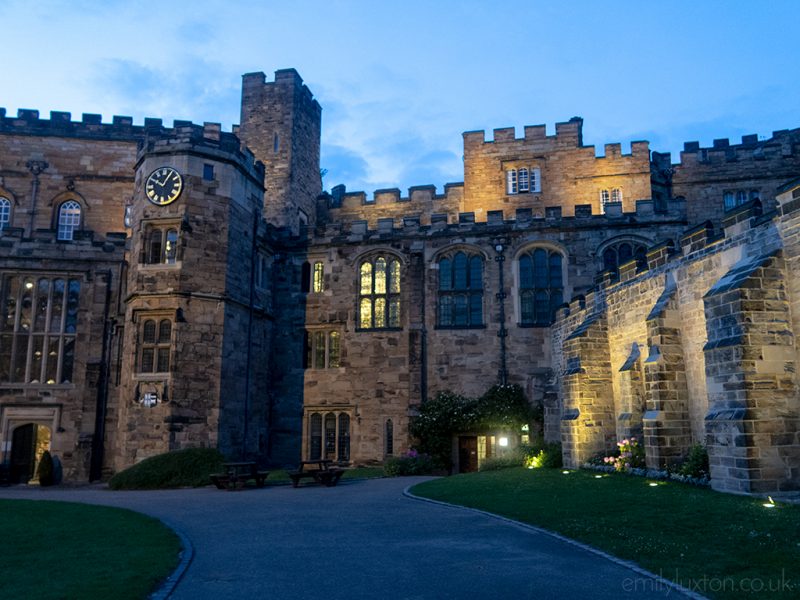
[603, 437, 645, 472]
[409, 384, 537, 470]
[677, 443, 710, 479]
[524, 442, 563, 469]
[37, 451, 55, 487]
[384, 449, 435, 476]
[108, 448, 225, 490]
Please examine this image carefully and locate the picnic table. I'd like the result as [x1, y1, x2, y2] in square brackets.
[288, 459, 344, 488]
[210, 462, 269, 491]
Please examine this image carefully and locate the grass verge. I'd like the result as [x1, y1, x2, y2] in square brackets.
[0, 500, 180, 600]
[412, 468, 800, 599]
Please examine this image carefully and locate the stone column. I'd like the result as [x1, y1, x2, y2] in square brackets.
[642, 297, 692, 469]
[560, 313, 615, 467]
[703, 253, 799, 494]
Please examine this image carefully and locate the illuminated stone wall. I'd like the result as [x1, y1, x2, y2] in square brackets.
[553, 182, 800, 494]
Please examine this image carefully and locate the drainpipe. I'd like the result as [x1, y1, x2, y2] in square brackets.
[494, 243, 508, 385]
[25, 160, 48, 237]
[90, 269, 113, 481]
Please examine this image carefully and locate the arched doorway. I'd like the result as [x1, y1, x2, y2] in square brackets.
[9, 423, 52, 484]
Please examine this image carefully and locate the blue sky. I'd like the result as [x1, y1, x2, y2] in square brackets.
[1, 0, 798, 194]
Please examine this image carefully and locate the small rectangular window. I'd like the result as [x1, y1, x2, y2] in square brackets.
[203, 164, 215, 181]
[518, 168, 529, 192]
[312, 262, 324, 293]
[600, 189, 610, 206]
[531, 168, 541, 193]
[305, 329, 343, 369]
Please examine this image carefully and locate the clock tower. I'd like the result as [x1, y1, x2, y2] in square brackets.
[114, 121, 273, 469]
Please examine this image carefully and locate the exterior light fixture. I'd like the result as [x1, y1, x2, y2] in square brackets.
[562, 470, 570, 474]
[763, 496, 776, 508]
[499, 437, 509, 447]
[649, 482, 658, 487]
[595, 475, 602, 479]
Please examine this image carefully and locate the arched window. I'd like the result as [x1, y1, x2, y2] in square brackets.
[601, 241, 647, 277]
[307, 411, 351, 462]
[0, 197, 11, 232]
[57, 200, 81, 241]
[519, 248, 563, 326]
[145, 227, 180, 265]
[438, 251, 483, 327]
[359, 256, 401, 329]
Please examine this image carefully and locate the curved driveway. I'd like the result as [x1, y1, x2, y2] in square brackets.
[0, 477, 687, 599]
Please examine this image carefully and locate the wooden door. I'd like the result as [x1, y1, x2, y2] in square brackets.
[10, 424, 36, 484]
[458, 436, 478, 473]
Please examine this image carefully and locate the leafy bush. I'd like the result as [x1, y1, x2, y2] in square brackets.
[524, 442, 563, 469]
[677, 443, 709, 479]
[603, 437, 645, 472]
[108, 448, 225, 490]
[37, 451, 55, 486]
[410, 384, 536, 469]
[384, 450, 435, 476]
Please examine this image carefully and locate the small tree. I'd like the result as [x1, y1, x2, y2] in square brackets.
[37, 451, 55, 487]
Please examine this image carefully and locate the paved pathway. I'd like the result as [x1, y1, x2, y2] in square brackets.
[1, 478, 687, 599]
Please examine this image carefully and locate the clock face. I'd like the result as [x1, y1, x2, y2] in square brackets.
[145, 167, 183, 206]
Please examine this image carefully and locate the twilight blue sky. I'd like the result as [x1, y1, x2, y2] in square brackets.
[1, 0, 798, 194]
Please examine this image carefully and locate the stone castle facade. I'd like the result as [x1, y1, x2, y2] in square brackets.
[0, 68, 798, 494]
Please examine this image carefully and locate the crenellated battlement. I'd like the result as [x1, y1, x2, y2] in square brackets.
[312, 195, 686, 242]
[462, 116, 651, 162]
[136, 121, 265, 182]
[665, 127, 800, 167]
[0, 107, 153, 140]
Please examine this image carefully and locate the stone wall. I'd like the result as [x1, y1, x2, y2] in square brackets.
[553, 182, 800, 494]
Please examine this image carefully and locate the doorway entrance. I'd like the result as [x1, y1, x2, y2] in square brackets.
[458, 436, 478, 473]
[9, 423, 51, 484]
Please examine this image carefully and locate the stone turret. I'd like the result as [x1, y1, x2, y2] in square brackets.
[238, 69, 323, 232]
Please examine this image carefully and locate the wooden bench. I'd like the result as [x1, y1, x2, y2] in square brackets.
[210, 462, 269, 491]
[288, 460, 344, 488]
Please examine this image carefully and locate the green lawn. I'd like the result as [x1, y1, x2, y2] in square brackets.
[412, 468, 800, 599]
[0, 500, 181, 600]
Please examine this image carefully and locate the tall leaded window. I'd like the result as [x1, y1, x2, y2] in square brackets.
[599, 189, 611, 209]
[0, 275, 79, 384]
[309, 413, 322, 460]
[359, 256, 401, 329]
[145, 227, 179, 264]
[307, 410, 351, 462]
[611, 188, 622, 204]
[519, 248, 563, 326]
[0, 197, 11, 232]
[138, 318, 172, 373]
[385, 419, 394, 456]
[57, 200, 81, 241]
[438, 251, 483, 327]
[313, 261, 324, 293]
